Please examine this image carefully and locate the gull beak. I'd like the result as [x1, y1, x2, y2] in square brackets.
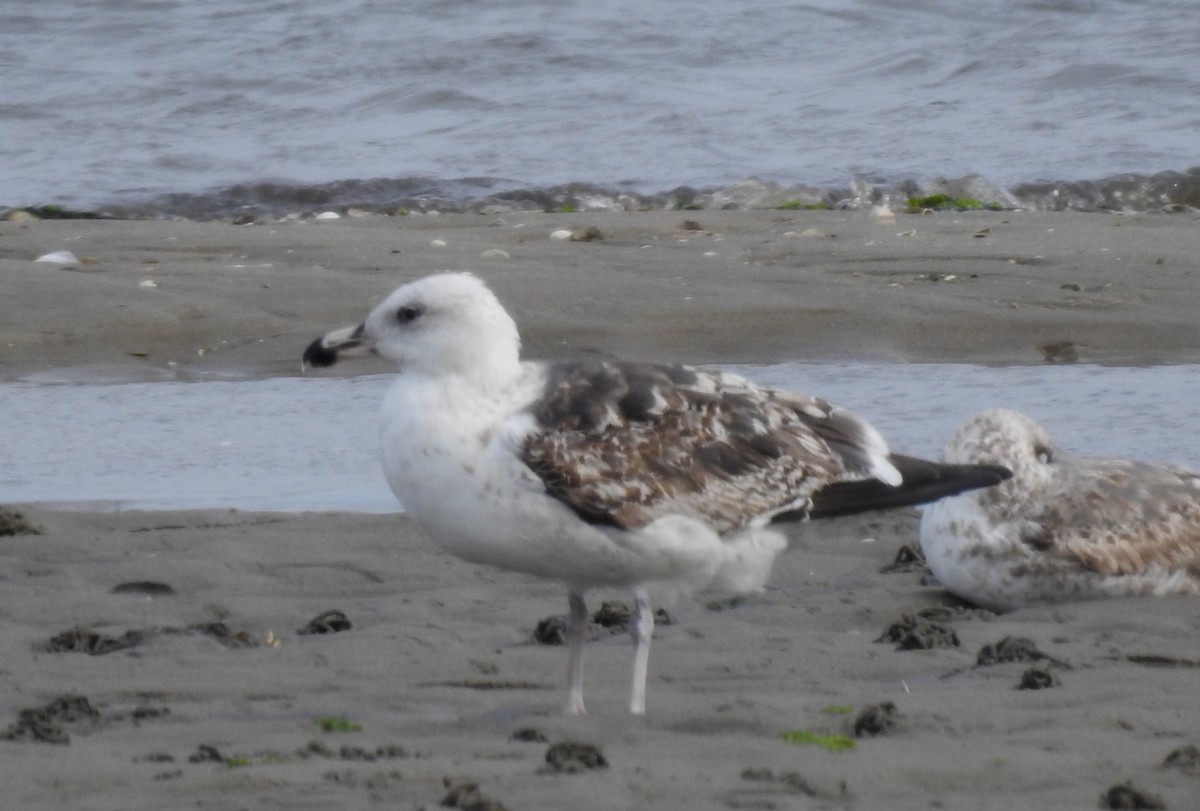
[301, 322, 371, 371]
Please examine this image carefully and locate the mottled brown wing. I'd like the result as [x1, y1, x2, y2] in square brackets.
[1031, 458, 1200, 577]
[521, 362, 851, 533]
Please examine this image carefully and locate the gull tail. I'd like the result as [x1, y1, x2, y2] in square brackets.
[785, 455, 1012, 521]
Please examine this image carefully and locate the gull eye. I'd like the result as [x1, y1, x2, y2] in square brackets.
[396, 305, 422, 324]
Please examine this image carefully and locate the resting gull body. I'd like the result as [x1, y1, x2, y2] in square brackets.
[303, 272, 1010, 714]
[920, 408, 1200, 612]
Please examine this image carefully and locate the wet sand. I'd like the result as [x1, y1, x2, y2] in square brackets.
[3, 209, 1199, 809]
[4, 207, 1200, 381]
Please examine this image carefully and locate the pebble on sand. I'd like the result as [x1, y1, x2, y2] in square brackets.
[35, 250, 80, 267]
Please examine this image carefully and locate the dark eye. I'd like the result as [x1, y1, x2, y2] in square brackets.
[1035, 444, 1053, 464]
[396, 305, 422, 323]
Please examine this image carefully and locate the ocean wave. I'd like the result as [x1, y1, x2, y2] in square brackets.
[10, 168, 1199, 222]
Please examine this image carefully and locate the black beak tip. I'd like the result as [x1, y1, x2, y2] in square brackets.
[302, 337, 338, 368]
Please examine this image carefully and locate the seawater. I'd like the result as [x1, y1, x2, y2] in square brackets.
[3, 0, 1200, 217]
[3, 363, 1198, 512]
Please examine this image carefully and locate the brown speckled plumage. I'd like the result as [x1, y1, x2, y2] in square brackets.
[921, 408, 1200, 611]
[522, 362, 867, 533]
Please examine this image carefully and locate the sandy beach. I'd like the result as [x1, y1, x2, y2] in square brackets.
[3, 208, 1199, 810]
[5, 207, 1200, 381]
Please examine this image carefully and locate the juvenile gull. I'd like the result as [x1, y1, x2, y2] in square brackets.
[303, 272, 1009, 714]
[921, 408, 1200, 612]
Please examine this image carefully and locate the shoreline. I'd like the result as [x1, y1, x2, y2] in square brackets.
[6, 166, 1200, 222]
[4, 208, 1200, 383]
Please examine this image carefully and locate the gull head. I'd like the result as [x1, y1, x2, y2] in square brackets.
[303, 272, 521, 378]
[942, 408, 1056, 505]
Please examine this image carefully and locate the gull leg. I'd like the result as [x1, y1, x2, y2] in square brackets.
[629, 587, 654, 715]
[564, 590, 588, 715]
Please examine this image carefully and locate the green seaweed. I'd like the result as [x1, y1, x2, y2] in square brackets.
[317, 716, 363, 733]
[906, 194, 1004, 212]
[781, 730, 858, 752]
[776, 200, 831, 210]
[907, 194, 951, 209]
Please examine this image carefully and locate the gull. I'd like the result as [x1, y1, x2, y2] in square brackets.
[303, 272, 1010, 714]
[921, 408, 1200, 612]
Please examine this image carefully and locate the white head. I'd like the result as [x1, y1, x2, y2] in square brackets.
[303, 272, 522, 382]
[943, 408, 1057, 510]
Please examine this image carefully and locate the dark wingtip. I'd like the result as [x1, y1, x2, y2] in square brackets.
[798, 457, 1013, 521]
[302, 336, 339, 369]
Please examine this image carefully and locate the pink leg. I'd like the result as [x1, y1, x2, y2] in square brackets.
[629, 587, 653, 715]
[564, 590, 588, 715]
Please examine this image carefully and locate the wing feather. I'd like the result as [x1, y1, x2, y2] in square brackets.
[1031, 458, 1200, 577]
[521, 362, 875, 533]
